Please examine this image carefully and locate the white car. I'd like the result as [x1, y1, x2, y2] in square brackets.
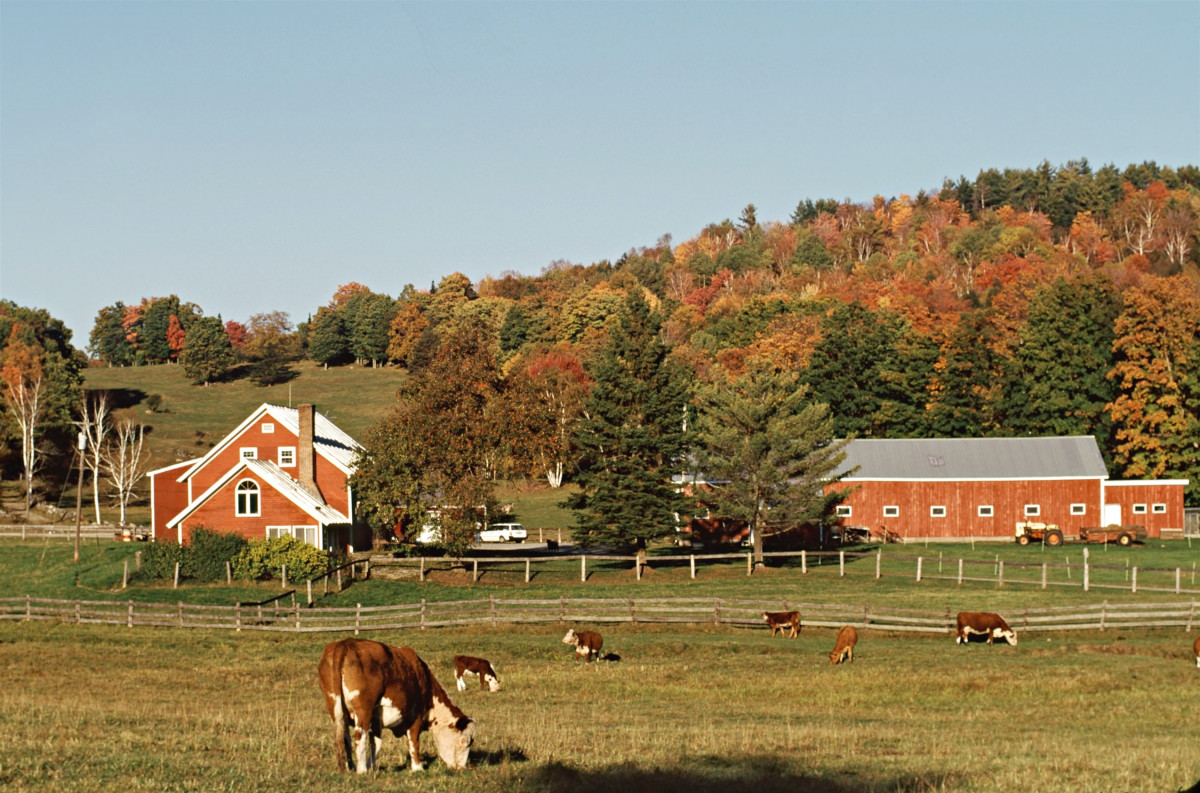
[476, 523, 528, 543]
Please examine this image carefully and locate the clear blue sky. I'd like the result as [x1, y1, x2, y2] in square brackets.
[2, 1, 1197, 348]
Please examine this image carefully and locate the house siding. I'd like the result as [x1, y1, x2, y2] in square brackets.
[175, 471, 321, 546]
[149, 462, 194, 542]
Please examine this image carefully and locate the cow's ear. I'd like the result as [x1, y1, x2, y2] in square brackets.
[455, 716, 473, 732]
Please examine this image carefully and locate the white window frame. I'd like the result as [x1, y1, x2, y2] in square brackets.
[883, 506, 899, 518]
[835, 505, 852, 517]
[1132, 503, 1147, 515]
[240, 447, 257, 460]
[977, 505, 993, 517]
[236, 480, 261, 516]
[1024, 504, 1040, 517]
[293, 525, 318, 546]
[278, 447, 296, 468]
[266, 526, 289, 540]
[262, 422, 275, 434]
[1152, 503, 1166, 514]
[930, 505, 946, 518]
[1070, 503, 1086, 516]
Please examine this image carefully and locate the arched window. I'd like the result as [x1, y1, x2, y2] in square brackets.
[236, 480, 260, 516]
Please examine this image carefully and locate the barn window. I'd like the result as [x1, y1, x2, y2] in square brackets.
[262, 423, 275, 434]
[1070, 504, 1086, 516]
[240, 447, 257, 460]
[278, 447, 296, 467]
[1152, 503, 1166, 514]
[883, 506, 899, 518]
[1024, 504, 1040, 517]
[236, 480, 260, 516]
[978, 505, 993, 517]
[1132, 503, 1147, 515]
[930, 506, 946, 518]
[836, 505, 852, 517]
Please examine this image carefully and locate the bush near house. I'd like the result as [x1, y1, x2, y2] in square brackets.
[231, 535, 329, 582]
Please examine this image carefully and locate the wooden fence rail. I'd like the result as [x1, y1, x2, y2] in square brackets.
[2, 595, 1195, 636]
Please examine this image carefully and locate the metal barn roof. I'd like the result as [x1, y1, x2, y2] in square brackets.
[834, 436, 1109, 481]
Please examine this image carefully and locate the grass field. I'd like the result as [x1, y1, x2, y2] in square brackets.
[3, 540, 1200, 791]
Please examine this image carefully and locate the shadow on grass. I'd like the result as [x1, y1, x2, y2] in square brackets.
[526, 756, 959, 793]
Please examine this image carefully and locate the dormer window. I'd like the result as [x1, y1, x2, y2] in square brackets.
[240, 448, 257, 460]
[278, 447, 296, 468]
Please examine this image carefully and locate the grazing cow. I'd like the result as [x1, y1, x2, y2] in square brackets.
[955, 611, 1017, 647]
[1194, 635, 1199, 669]
[762, 610, 801, 639]
[453, 655, 500, 692]
[561, 628, 603, 662]
[318, 638, 475, 774]
[829, 626, 858, 665]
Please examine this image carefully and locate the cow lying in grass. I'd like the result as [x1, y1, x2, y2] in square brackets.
[955, 611, 1017, 647]
[762, 610, 800, 638]
[562, 628, 603, 662]
[453, 655, 500, 692]
[318, 638, 475, 773]
[829, 626, 857, 665]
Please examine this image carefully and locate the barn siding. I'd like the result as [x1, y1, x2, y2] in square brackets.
[1103, 482, 1187, 537]
[827, 479, 1105, 540]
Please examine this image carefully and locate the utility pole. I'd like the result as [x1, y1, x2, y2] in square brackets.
[73, 430, 86, 563]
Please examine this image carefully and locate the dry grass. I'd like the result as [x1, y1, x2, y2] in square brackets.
[2, 619, 1197, 792]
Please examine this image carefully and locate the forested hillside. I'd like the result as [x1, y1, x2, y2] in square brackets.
[7, 159, 1198, 513]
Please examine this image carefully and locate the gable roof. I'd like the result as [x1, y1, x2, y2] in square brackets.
[166, 457, 351, 528]
[178, 403, 363, 482]
[835, 436, 1109, 481]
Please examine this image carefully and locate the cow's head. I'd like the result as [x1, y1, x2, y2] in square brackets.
[561, 629, 577, 646]
[431, 715, 476, 770]
[994, 627, 1017, 646]
[485, 673, 500, 693]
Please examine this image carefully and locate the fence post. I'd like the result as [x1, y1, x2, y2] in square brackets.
[76, 601, 81, 624]
[1176, 568, 1181, 595]
[1131, 567, 1137, 593]
[177, 601, 183, 628]
[295, 601, 301, 630]
[747, 553, 753, 576]
[490, 595, 497, 627]
[1083, 548, 1090, 591]
[128, 600, 134, 628]
[173, 562, 180, 589]
[629, 598, 636, 624]
[135, 550, 142, 572]
[226, 561, 232, 584]
[420, 557, 425, 582]
[916, 557, 923, 583]
[581, 555, 586, 583]
[958, 558, 964, 587]
[421, 599, 426, 630]
[355, 603, 361, 635]
[123, 560, 128, 589]
[1100, 600, 1107, 630]
[839, 551, 845, 577]
[307, 579, 313, 605]
[998, 560, 1004, 588]
[282, 564, 287, 589]
[560, 596, 565, 623]
[1042, 562, 1048, 590]
[876, 550, 882, 579]
[713, 598, 720, 626]
[801, 550, 807, 574]
[636, 556, 642, 581]
[525, 559, 531, 584]
[26, 595, 31, 619]
[690, 555, 695, 579]
[236, 603, 242, 632]
[1187, 601, 1196, 632]
[472, 559, 478, 582]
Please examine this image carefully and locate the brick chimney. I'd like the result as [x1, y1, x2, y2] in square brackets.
[297, 403, 324, 503]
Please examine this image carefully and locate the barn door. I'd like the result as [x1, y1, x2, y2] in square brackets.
[1102, 503, 1122, 527]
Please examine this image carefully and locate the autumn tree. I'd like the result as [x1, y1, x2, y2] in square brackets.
[244, 312, 300, 386]
[1, 330, 46, 514]
[566, 291, 690, 549]
[88, 303, 136, 365]
[180, 316, 236, 385]
[695, 361, 850, 567]
[502, 346, 591, 487]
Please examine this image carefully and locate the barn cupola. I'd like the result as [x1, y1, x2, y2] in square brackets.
[297, 403, 325, 503]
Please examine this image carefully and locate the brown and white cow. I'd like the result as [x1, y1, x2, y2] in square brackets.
[562, 628, 603, 662]
[762, 610, 800, 639]
[453, 655, 500, 692]
[829, 626, 858, 665]
[955, 611, 1017, 646]
[318, 638, 476, 773]
[1193, 635, 1199, 669]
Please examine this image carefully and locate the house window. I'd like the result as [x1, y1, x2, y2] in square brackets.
[278, 447, 296, 467]
[236, 480, 260, 516]
[266, 526, 289, 539]
[883, 506, 899, 518]
[1070, 504, 1086, 516]
[836, 505, 852, 517]
[978, 505, 993, 517]
[1024, 504, 1040, 517]
[1132, 503, 1147, 515]
[262, 423, 275, 434]
[294, 525, 318, 546]
[1152, 503, 1166, 514]
[930, 506, 946, 518]
[240, 447, 257, 460]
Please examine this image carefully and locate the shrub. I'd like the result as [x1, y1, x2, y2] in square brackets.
[182, 527, 248, 582]
[145, 393, 163, 413]
[140, 541, 184, 580]
[232, 535, 329, 582]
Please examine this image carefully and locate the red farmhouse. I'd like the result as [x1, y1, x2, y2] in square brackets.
[149, 403, 366, 551]
[827, 436, 1188, 541]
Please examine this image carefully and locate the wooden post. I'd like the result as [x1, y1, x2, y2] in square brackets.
[747, 553, 753, 576]
[998, 560, 1004, 588]
[839, 551, 845, 577]
[76, 601, 82, 624]
[135, 550, 142, 572]
[226, 561, 232, 584]
[801, 550, 807, 574]
[525, 559, 531, 583]
[690, 555, 696, 580]
[581, 555, 587, 582]
[713, 598, 720, 626]
[1042, 562, 1048, 590]
[490, 594, 497, 627]
[472, 559, 478, 582]
[127, 600, 134, 628]
[1176, 568, 1181, 595]
[236, 603, 242, 632]
[560, 596, 565, 624]
[916, 556, 923, 582]
[876, 550, 882, 579]
[173, 562, 180, 589]
[958, 558, 964, 586]
[629, 598, 636, 624]
[355, 603, 361, 635]
[177, 601, 183, 628]
[295, 601, 301, 630]
[636, 556, 642, 580]
[307, 579, 313, 605]
[420, 557, 425, 582]
[122, 560, 128, 589]
[26, 595, 31, 619]
[421, 599, 426, 630]
[1083, 548, 1090, 592]
[281, 564, 287, 589]
[1100, 600, 1107, 630]
[1131, 567, 1138, 593]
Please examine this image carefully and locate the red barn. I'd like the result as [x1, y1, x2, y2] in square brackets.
[148, 403, 368, 551]
[826, 436, 1188, 541]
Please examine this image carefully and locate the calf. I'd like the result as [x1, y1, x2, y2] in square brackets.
[829, 626, 858, 665]
[955, 611, 1017, 647]
[561, 628, 603, 662]
[762, 610, 801, 639]
[1194, 635, 1199, 669]
[453, 655, 500, 692]
[318, 638, 475, 773]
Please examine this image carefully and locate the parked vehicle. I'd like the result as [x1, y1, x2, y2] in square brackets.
[476, 522, 528, 543]
[1014, 521, 1064, 547]
[1078, 524, 1147, 546]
